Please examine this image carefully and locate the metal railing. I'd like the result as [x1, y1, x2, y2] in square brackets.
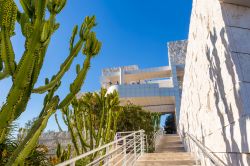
[183, 132, 227, 166]
[56, 130, 145, 166]
[153, 128, 164, 150]
[115, 131, 148, 153]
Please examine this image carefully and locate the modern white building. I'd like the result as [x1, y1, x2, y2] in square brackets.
[101, 40, 187, 120]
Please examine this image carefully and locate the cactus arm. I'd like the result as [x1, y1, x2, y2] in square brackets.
[82, 110, 89, 140]
[62, 112, 68, 126]
[70, 26, 78, 52]
[112, 110, 120, 138]
[104, 108, 112, 143]
[31, 14, 59, 87]
[94, 90, 107, 146]
[95, 102, 105, 147]
[33, 16, 98, 94]
[32, 40, 83, 93]
[58, 55, 91, 108]
[1, 29, 16, 76]
[73, 106, 90, 148]
[73, 110, 89, 152]
[0, 0, 46, 129]
[89, 111, 94, 149]
[0, 0, 17, 36]
[0, 128, 7, 143]
[0, 1, 54, 134]
[19, 0, 32, 18]
[0, 70, 9, 80]
[58, 31, 101, 108]
[0, 52, 3, 72]
[55, 113, 63, 132]
[13, 0, 47, 80]
[56, 143, 62, 162]
[6, 96, 59, 166]
[63, 108, 81, 155]
[0, 0, 17, 76]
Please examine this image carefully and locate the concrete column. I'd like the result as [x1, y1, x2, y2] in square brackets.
[119, 67, 124, 85]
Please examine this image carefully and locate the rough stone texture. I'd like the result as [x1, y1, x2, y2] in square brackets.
[168, 40, 188, 65]
[221, 0, 250, 7]
[179, 0, 250, 165]
[167, 40, 187, 124]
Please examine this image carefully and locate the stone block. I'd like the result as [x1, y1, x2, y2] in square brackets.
[238, 82, 250, 115]
[222, 3, 250, 29]
[228, 27, 250, 54]
[238, 53, 250, 82]
[215, 152, 238, 166]
[229, 53, 244, 82]
[204, 129, 228, 153]
[236, 153, 250, 166]
[222, 0, 250, 8]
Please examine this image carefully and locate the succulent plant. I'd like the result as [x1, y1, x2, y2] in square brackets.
[0, 0, 101, 165]
[60, 89, 121, 161]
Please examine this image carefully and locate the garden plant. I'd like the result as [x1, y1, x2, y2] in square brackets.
[0, 0, 101, 165]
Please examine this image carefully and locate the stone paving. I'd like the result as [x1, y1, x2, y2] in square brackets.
[135, 134, 199, 166]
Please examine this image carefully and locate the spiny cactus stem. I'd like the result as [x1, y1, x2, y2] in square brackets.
[104, 108, 112, 143]
[65, 110, 81, 155]
[1, 29, 16, 76]
[74, 112, 89, 152]
[6, 96, 59, 166]
[55, 113, 63, 132]
[0, 70, 9, 80]
[34, 0, 47, 22]
[88, 111, 94, 149]
[32, 40, 84, 94]
[0, 13, 50, 131]
[96, 105, 105, 147]
[58, 55, 91, 108]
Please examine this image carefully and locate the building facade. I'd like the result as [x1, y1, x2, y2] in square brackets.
[101, 40, 187, 118]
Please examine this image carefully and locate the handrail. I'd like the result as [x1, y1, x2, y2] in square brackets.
[183, 132, 227, 166]
[56, 130, 145, 166]
[115, 130, 148, 152]
[153, 128, 164, 150]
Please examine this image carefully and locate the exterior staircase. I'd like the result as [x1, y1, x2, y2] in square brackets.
[135, 134, 199, 166]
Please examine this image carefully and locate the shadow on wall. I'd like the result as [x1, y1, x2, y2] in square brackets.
[182, 5, 250, 165]
[203, 24, 250, 165]
[179, 2, 250, 165]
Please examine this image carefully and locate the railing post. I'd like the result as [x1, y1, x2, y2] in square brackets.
[106, 145, 110, 166]
[146, 135, 148, 152]
[134, 133, 137, 161]
[122, 137, 127, 166]
[140, 130, 144, 156]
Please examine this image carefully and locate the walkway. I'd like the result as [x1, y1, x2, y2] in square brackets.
[135, 134, 199, 166]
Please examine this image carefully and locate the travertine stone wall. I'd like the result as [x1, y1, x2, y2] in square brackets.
[168, 40, 188, 65]
[179, 0, 250, 165]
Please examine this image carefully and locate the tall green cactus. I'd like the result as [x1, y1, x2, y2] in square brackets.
[60, 89, 121, 160]
[0, 0, 101, 165]
[55, 143, 71, 164]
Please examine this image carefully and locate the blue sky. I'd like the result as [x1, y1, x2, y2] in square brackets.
[0, 0, 192, 131]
